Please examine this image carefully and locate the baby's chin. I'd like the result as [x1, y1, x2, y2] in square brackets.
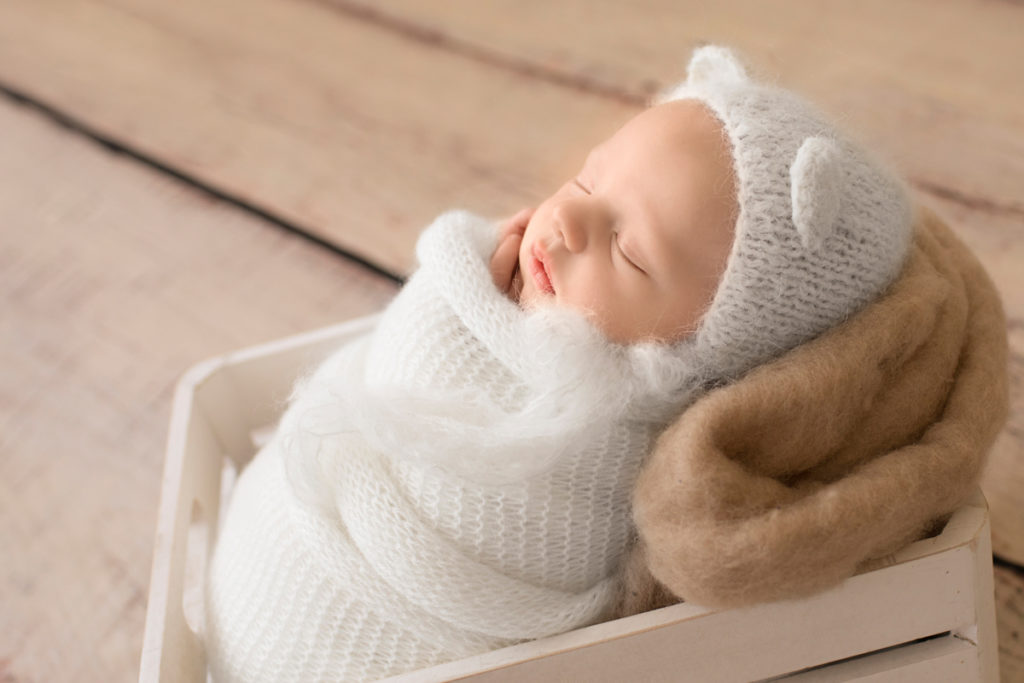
[518, 290, 562, 317]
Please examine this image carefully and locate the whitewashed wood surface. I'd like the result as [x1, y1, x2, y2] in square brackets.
[0, 1, 1020, 681]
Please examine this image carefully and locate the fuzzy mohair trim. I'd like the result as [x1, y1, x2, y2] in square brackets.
[614, 207, 1009, 613]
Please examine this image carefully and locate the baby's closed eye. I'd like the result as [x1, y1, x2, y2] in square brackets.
[614, 233, 647, 275]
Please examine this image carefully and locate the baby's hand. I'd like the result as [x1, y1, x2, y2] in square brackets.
[490, 207, 533, 302]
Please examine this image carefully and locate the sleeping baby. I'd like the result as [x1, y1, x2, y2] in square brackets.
[204, 46, 914, 682]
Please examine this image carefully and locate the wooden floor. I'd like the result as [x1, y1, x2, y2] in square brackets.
[0, 1, 1021, 681]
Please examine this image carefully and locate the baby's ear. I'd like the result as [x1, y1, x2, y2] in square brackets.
[790, 136, 843, 250]
[686, 46, 748, 87]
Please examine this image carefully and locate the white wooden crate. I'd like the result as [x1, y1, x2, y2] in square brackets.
[139, 316, 1000, 683]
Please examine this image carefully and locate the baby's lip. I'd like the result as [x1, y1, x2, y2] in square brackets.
[529, 242, 556, 296]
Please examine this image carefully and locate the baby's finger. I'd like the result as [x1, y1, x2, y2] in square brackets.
[490, 233, 523, 293]
[499, 207, 535, 239]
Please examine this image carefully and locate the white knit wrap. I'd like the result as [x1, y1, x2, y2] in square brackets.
[205, 211, 709, 682]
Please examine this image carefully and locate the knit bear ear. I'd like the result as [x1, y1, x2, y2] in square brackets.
[686, 46, 749, 87]
[790, 136, 843, 250]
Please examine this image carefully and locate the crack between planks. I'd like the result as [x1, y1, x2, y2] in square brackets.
[913, 178, 1024, 221]
[951, 630, 979, 648]
[308, 0, 650, 107]
[0, 80, 406, 286]
[995, 554, 1024, 580]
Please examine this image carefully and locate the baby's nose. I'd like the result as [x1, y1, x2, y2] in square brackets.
[554, 200, 603, 253]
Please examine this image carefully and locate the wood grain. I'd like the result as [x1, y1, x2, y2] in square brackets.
[0, 97, 398, 683]
[996, 566, 1024, 683]
[0, 0, 635, 275]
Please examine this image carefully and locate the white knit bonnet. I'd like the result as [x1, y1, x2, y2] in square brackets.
[660, 46, 914, 381]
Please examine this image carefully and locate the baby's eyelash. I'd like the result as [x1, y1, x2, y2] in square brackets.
[572, 178, 590, 194]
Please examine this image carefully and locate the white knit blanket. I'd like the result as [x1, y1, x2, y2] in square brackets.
[205, 211, 706, 682]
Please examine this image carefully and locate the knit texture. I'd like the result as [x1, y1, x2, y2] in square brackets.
[615, 207, 1009, 613]
[204, 211, 712, 682]
[662, 46, 915, 380]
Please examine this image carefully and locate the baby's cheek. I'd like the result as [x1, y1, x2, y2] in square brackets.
[595, 285, 659, 343]
[579, 291, 625, 341]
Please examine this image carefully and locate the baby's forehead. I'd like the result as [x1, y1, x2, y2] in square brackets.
[621, 99, 724, 144]
[595, 102, 733, 187]
[586, 100, 730, 179]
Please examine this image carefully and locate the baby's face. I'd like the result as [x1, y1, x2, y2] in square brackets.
[515, 100, 738, 344]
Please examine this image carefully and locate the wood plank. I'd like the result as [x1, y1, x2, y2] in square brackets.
[778, 635, 978, 682]
[360, 0, 1024, 122]
[995, 566, 1024, 683]
[0, 0, 635, 274]
[0, 97, 397, 683]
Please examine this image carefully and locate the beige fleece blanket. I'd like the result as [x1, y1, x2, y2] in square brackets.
[616, 207, 1009, 613]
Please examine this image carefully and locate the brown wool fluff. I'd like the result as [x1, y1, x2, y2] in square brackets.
[615, 207, 1009, 614]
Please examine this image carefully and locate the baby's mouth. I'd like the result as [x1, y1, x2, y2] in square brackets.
[529, 243, 556, 296]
